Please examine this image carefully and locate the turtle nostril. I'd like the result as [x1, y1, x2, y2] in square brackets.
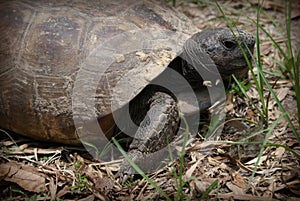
[222, 40, 236, 50]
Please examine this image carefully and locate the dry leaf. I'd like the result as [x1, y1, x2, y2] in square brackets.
[56, 186, 71, 198]
[226, 182, 244, 195]
[184, 160, 200, 181]
[225, 120, 249, 132]
[49, 177, 57, 201]
[287, 182, 300, 196]
[245, 155, 268, 166]
[0, 163, 10, 180]
[232, 172, 247, 189]
[0, 161, 46, 193]
[192, 180, 214, 194]
[274, 147, 285, 157]
[94, 177, 114, 192]
[218, 193, 278, 201]
[78, 194, 95, 201]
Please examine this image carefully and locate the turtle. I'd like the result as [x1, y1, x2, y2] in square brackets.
[0, 0, 255, 181]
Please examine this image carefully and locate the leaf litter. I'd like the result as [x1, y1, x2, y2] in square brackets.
[1, 0, 300, 200]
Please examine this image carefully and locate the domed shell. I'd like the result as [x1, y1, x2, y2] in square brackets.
[0, 0, 199, 144]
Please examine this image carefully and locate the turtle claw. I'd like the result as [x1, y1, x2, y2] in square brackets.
[118, 165, 135, 184]
[117, 150, 142, 184]
[119, 173, 129, 185]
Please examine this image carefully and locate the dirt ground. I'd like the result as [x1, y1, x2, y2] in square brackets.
[1, 0, 299, 200]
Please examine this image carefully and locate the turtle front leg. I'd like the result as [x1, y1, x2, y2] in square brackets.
[118, 91, 180, 184]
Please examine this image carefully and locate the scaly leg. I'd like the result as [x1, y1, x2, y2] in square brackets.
[118, 91, 179, 183]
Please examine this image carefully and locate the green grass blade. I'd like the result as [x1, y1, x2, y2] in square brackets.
[257, 63, 299, 141]
[294, 47, 300, 127]
[232, 75, 265, 120]
[257, 23, 288, 61]
[112, 138, 172, 201]
[247, 111, 286, 190]
[216, 2, 269, 123]
[175, 114, 190, 200]
[267, 143, 300, 160]
[285, 0, 300, 127]
[199, 179, 219, 200]
[255, 2, 269, 123]
[0, 129, 18, 147]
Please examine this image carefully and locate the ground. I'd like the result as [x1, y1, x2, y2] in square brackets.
[0, 0, 300, 200]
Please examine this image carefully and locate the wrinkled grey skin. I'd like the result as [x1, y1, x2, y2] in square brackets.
[118, 27, 255, 183]
[182, 27, 255, 83]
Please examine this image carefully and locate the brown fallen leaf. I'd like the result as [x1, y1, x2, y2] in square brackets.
[184, 160, 200, 182]
[93, 176, 114, 192]
[287, 181, 300, 196]
[0, 163, 10, 180]
[56, 186, 71, 198]
[0, 161, 46, 193]
[225, 119, 249, 132]
[232, 172, 247, 189]
[217, 193, 279, 201]
[191, 179, 215, 194]
[78, 194, 95, 201]
[49, 176, 57, 201]
[226, 182, 244, 195]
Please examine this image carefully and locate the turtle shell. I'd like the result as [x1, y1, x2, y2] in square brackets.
[0, 0, 199, 144]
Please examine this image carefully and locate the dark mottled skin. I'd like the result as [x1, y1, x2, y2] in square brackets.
[191, 27, 255, 79]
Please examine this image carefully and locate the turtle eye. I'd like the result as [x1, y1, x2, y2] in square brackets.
[222, 40, 236, 50]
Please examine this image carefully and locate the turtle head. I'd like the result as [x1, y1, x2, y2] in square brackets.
[182, 27, 255, 82]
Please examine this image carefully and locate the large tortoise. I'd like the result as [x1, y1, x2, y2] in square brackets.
[0, 0, 255, 180]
